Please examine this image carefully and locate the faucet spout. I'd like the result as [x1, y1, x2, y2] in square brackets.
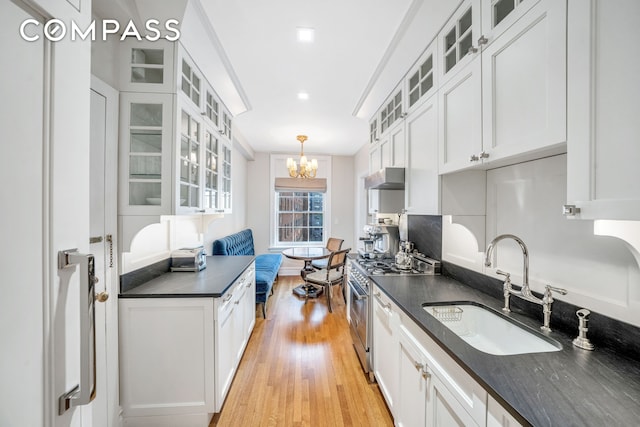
[485, 234, 532, 296]
[485, 234, 567, 331]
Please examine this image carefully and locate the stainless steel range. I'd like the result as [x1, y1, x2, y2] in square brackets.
[347, 253, 440, 381]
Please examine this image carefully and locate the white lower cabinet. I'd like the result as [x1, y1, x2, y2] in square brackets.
[372, 287, 400, 415]
[397, 324, 428, 427]
[214, 263, 255, 411]
[119, 298, 215, 426]
[373, 285, 527, 427]
[397, 323, 482, 427]
[119, 263, 255, 426]
[487, 395, 523, 427]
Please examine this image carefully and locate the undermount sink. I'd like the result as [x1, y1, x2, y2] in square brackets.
[423, 303, 562, 356]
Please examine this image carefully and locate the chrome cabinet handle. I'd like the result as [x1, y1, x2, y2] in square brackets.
[375, 294, 391, 311]
[413, 361, 431, 380]
[478, 35, 488, 46]
[223, 293, 233, 303]
[479, 151, 490, 159]
[469, 154, 480, 162]
[467, 46, 478, 54]
[58, 250, 97, 414]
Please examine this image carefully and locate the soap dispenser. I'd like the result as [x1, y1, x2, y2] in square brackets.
[572, 308, 595, 351]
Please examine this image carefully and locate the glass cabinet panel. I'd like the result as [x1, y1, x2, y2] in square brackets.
[443, 6, 474, 74]
[204, 130, 219, 210]
[221, 144, 232, 210]
[181, 59, 201, 108]
[128, 103, 164, 205]
[409, 54, 434, 108]
[205, 91, 219, 126]
[179, 109, 201, 208]
[130, 48, 164, 84]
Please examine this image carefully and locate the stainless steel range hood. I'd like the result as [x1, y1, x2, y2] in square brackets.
[365, 167, 405, 190]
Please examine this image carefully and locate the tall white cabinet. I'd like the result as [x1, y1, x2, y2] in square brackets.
[119, 40, 233, 219]
[566, 0, 640, 221]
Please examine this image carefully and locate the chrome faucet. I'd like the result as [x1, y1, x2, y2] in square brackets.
[485, 234, 567, 332]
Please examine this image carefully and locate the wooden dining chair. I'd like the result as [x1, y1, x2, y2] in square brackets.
[311, 237, 344, 270]
[305, 248, 350, 312]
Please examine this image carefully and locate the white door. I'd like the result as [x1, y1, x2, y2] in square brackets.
[1, 1, 93, 426]
[0, 2, 47, 425]
[89, 79, 120, 427]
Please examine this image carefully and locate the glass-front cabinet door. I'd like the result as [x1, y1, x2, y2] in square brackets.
[119, 92, 173, 215]
[178, 108, 201, 212]
[119, 39, 175, 93]
[220, 141, 232, 213]
[203, 127, 219, 211]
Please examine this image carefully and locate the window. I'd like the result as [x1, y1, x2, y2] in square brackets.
[276, 191, 324, 244]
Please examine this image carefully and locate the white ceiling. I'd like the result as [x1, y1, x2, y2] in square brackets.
[199, 0, 414, 156]
[93, 0, 420, 156]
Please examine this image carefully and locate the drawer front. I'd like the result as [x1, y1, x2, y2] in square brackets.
[403, 316, 487, 426]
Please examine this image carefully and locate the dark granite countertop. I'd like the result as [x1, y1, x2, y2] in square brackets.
[119, 256, 255, 298]
[372, 274, 640, 427]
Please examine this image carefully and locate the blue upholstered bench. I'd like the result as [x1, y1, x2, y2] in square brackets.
[212, 229, 282, 318]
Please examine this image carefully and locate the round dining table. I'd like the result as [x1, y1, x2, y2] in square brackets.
[282, 247, 331, 298]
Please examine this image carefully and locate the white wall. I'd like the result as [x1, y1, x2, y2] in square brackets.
[90, 19, 120, 89]
[246, 152, 271, 254]
[332, 156, 356, 252]
[442, 155, 640, 326]
[354, 143, 370, 247]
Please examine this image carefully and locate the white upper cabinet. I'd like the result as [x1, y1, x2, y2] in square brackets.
[566, 0, 640, 220]
[480, 0, 567, 164]
[438, 0, 567, 174]
[404, 94, 441, 215]
[380, 120, 406, 168]
[119, 41, 233, 216]
[370, 86, 406, 172]
[438, 50, 483, 174]
[119, 92, 174, 216]
[119, 39, 175, 93]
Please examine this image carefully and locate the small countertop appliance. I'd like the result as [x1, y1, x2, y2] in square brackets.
[170, 246, 207, 272]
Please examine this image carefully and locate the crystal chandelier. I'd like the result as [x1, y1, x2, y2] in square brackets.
[286, 135, 318, 178]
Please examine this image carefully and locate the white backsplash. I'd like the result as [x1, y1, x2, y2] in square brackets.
[443, 154, 640, 326]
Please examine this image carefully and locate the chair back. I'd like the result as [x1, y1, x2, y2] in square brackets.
[327, 248, 350, 272]
[326, 237, 344, 252]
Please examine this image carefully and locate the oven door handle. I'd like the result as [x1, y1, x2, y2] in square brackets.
[348, 280, 368, 300]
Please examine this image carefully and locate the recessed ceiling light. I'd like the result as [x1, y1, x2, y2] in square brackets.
[296, 27, 315, 43]
[298, 92, 309, 100]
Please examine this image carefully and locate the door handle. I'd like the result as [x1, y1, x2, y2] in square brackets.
[95, 291, 109, 303]
[58, 249, 97, 414]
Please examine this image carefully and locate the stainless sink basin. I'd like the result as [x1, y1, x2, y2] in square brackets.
[423, 303, 562, 356]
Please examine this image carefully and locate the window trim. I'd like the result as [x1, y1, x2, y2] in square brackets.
[269, 154, 332, 249]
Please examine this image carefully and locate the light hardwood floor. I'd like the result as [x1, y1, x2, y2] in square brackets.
[210, 276, 394, 426]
